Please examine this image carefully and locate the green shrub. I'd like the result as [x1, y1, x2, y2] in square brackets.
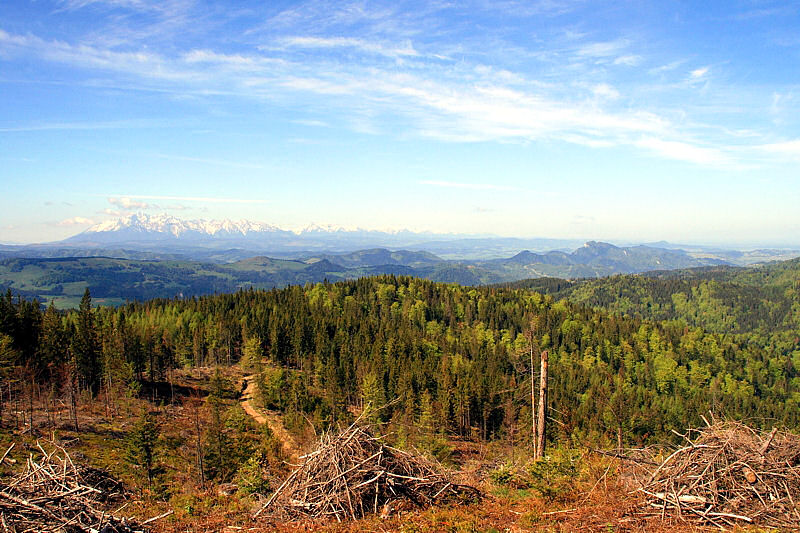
[525, 449, 580, 501]
[490, 449, 581, 501]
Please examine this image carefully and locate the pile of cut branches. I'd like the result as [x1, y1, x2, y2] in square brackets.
[634, 421, 800, 529]
[0, 441, 146, 533]
[254, 422, 478, 521]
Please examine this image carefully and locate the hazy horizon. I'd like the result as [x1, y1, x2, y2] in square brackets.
[1, 211, 799, 251]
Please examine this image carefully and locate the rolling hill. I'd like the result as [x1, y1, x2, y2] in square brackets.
[501, 257, 800, 335]
[0, 241, 754, 308]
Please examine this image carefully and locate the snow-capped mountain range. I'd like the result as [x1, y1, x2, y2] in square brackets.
[83, 214, 420, 238]
[61, 213, 460, 253]
[86, 214, 284, 238]
[6, 213, 796, 265]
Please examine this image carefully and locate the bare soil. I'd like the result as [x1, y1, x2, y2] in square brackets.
[240, 374, 301, 460]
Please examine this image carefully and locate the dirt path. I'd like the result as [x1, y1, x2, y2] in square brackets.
[240, 375, 301, 460]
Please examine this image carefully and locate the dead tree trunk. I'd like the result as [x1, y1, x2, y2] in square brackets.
[529, 342, 537, 458]
[535, 350, 548, 459]
[28, 373, 34, 433]
[193, 397, 205, 488]
[67, 371, 79, 433]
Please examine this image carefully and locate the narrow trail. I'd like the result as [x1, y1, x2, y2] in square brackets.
[240, 375, 301, 461]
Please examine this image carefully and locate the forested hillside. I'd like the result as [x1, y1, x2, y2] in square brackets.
[2, 275, 798, 451]
[0, 242, 745, 308]
[503, 258, 800, 335]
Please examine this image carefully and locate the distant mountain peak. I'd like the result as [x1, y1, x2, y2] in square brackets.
[582, 241, 618, 249]
[60, 213, 461, 252]
[83, 213, 283, 238]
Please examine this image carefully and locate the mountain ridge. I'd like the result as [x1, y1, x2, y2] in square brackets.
[68, 213, 454, 243]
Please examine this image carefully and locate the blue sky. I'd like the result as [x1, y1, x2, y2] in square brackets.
[1, 0, 799, 246]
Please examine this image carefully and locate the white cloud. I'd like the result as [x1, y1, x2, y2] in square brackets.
[182, 49, 285, 71]
[592, 83, 620, 100]
[635, 137, 731, 166]
[57, 0, 160, 11]
[760, 139, 800, 159]
[649, 60, 686, 75]
[0, 29, 194, 82]
[576, 40, 629, 58]
[278, 36, 418, 59]
[613, 54, 641, 66]
[57, 216, 94, 226]
[0, 25, 759, 169]
[109, 196, 152, 209]
[292, 119, 330, 128]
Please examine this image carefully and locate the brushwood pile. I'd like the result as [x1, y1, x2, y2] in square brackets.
[634, 421, 800, 529]
[255, 422, 478, 521]
[0, 441, 145, 533]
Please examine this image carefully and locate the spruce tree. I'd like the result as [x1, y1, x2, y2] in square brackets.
[39, 302, 66, 373]
[72, 288, 101, 395]
[127, 409, 160, 491]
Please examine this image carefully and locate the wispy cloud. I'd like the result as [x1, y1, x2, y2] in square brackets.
[0, 28, 726, 167]
[0, 29, 194, 82]
[292, 119, 330, 128]
[0, 25, 739, 168]
[732, 6, 797, 20]
[760, 139, 800, 159]
[0, 3, 787, 172]
[420, 180, 518, 191]
[649, 59, 687, 75]
[635, 137, 732, 167]
[613, 54, 641, 66]
[576, 39, 629, 59]
[56, 0, 163, 12]
[0, 119, 166, 132]
[277, 36, 418, 59]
